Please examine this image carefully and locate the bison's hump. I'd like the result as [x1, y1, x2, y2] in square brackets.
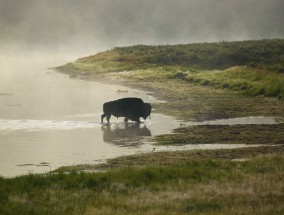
[115, 97, 144, 104]
[104, 97, 144, 106]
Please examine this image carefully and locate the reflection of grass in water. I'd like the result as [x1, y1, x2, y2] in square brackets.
[1, 153, 284, 214]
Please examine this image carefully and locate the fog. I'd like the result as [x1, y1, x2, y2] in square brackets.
[1, 0, 284, 56]
[1, 0, 284, 106]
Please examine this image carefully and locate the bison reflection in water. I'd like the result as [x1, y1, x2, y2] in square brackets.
[101, 97, 152, 123]
[102, 123, 152, 146]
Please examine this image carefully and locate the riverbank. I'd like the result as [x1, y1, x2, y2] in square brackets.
[1, 149, 284, 215]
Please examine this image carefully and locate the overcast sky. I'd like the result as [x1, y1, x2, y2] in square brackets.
[1, 0, 284, 55]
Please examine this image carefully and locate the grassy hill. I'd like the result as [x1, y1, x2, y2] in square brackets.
[57, 39, 284, 97]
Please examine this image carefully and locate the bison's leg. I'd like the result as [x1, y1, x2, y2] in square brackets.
[101, 113, 107, 123]
[101, 113, 111, 123]
[134, 117, 141, 123]
[106, 115, 111, 124]
[101, 114, 105, 123]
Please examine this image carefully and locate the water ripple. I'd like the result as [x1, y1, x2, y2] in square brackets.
[0, 119, 101, 130]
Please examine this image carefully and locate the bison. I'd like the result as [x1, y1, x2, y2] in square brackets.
[101, 97, 152, 123]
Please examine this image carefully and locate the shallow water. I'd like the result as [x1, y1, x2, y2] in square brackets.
[0, 54, 282, 177]
[0, 115, 180, 177]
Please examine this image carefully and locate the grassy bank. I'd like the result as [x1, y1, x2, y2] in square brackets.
[1, 149, 284, 215]
[57, 39, 284, 98]
[185, 66, 284, 97]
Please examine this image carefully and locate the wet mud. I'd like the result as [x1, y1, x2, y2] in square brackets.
[155, 123, 284, 145]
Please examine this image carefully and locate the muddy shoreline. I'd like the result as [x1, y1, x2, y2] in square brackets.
[63, 70, 284, 121]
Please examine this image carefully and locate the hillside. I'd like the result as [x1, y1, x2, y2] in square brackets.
[57, 39, 284, 97]
[60, 39, 284, 71]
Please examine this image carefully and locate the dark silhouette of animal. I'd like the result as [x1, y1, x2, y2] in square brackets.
[101, 97, 152, 123]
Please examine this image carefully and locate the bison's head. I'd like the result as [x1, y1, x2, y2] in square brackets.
[142, 103, 152, 120]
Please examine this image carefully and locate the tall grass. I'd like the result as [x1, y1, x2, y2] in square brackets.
[124, 66, 284, 97]
[1, 155, 284, 215]
[185, 66, 284, 97]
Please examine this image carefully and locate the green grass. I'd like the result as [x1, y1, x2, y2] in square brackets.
[1, 155, 284, 215]
[185, 66, 284, 97]
[75, 39, 284, 71]
[121, 66, 284, 97]
[57, 39, 284, 98]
